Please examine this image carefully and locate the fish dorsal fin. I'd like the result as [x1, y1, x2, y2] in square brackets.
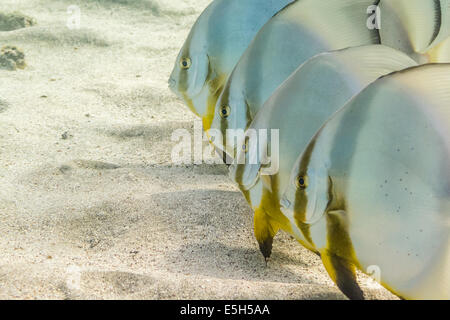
[379, 0, 443, 60]
[324, 45, 418, 84]
[282, 0, 379, 47]
[393, 64, 450, 115]
[429, 0, 450, 50]
[378, 63, 450, 144]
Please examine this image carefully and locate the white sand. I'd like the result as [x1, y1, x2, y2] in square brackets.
[0, 0, 397, 299]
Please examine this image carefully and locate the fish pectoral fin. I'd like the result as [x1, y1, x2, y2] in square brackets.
[254, 207, 279, 260]
[320, 249, 364, 300]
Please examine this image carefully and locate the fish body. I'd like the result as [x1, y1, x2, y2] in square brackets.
[281, 64, 450, 299]
[168, 0, 293, 130]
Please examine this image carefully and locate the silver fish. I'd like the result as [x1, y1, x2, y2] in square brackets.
[281, 63, 450, 300]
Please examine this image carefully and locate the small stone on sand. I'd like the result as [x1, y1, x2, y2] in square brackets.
[0, 45, 26, 70]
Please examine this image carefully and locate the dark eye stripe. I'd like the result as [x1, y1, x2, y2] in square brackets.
[219, 86, 231, 159]
[292, 137, 317, 246]
[178, 53, 190, 93]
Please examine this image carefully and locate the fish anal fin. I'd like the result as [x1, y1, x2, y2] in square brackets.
[254, 206, 279, 260]
[322, 208, 364, 300]
[321, 249, 365, 300]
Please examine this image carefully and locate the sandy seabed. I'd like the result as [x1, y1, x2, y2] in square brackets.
[0, 0, 397, 300]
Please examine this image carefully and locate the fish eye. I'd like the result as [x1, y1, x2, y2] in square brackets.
[180, 57, 191, 70]
[220, 105, 231, 118]
[296, 175, 308, 190]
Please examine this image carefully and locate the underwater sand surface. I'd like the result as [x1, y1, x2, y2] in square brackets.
[0, 0, 396, 299]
